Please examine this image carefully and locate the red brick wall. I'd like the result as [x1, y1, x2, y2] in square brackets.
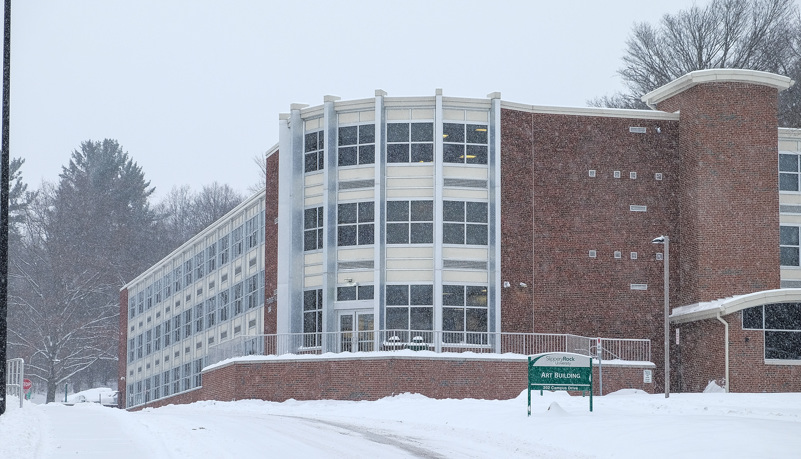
[118, 288, 129, 408]
[264, 150, 280, 335]
[129, 357, 654, 409]
[675, 312, 801, 393]
[501, 109, 680, 391]
[657, 83, 780, 305]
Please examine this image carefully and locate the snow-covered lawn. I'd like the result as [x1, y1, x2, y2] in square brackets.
[1, 388, 799, 458]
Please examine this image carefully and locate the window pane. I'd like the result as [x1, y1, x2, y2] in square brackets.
[338, 126, 358, 146]
[304, 230, 317, 251]
[742, 306, 763, 329]
[410, 223, 433, 244]
[387, 144, 409, 163]
[466, 125, 488, 144]
[338, 203, 357, 224]
[358, 202, 374, 222]
[443, 144, 464, 163]
[780, 226, 799, 245]
[387, 123, 409, 142]
[305, 132, 318, 152]
[304, 153, 317, 172]
[304, 290, 318, 310]
[304, 311, 317, 334]
[411, 122, 433, 141]
[358, 285, 374, 300]
[304, 208, 317, 229]
[386, 307, 408, 330]
[466, 144, 488, 164]
[466, 224, 488, 245]
[338, 225, 357, 246]
[410, 201, 433, 221]
[779, 173, 798, 191]
[337, 286, 357, 301]
[442, 285, 464, 306]
[765, 303, 801, 330]
[443, 307, 464, 331]
[443, 223, 464, 244]
[443, 123, 464, 142]
[780, 247, 799, 266]
[358, 145, 375, 164]
[410, 307, 433, 330]
[410, 285, 433, 305]
[443, 201, 464, 222]
[359, 124, 375, 144]
[411, 143, 434, 162]
[466, 202, 488, 223]
[765, 331, 801, 359]
[386, 223, 409, 244]
[780, 154, 798, 172]
[338, 146, 357, 166]
[466, 286, 488, 306]
[358, 224, 374, 245]
[387, 201, 409, 221]
[466, 308, 487, 332]
[386, 285, 409, 305]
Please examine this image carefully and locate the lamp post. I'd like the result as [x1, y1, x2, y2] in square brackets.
[652, 235, 670, 398]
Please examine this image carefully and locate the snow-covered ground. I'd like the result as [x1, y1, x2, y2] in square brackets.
[1, 387, 800, 458]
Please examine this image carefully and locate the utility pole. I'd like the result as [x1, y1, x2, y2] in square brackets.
[0, 0, 11, 417]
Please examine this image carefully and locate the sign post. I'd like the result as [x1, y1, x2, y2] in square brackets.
[528, 352, 593, 416]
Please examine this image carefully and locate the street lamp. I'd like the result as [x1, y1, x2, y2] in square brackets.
[652, 235, 670, 398]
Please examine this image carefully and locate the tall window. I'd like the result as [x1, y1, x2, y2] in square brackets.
[338, 124, 375, 166]
[173, 315, 181, 343]
[183, 309, 192, 339]
[206, 243, 216, 273]
[245, 214, 262, 250]
[443, 123, 488, 164]
[184, 260, 193, 286]
[218, 290, 230, 322]
[743, 303, 801, 360]
[163, 272, 172, 300]
[387, 122, 434, 163]
[780, 152, 801, 191]
[173, 266, 182, 292]
[442, 285, 488, 344]
[205, 297, 217, 328]
[305, 129, 324, 173]
[232, 225, 244, 259]
[246, 274, 261, 309]
[338, 202, 374, 246]
[218, 235, 230, 266]
[233, 282, 244, 316]
[443, 201, 488, 245]
[163, 319, 171, 347]
[304, 207, 324, 251]
[303, 289, 323, 347]
[195, 303, 204, 333]
[781, 226, 800, 266]
[387, 200, 433, 244]
[385, 285, 434, 342]
[194, 252, 204, 280]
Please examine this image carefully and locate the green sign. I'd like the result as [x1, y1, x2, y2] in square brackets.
[528, 352, 593, 415]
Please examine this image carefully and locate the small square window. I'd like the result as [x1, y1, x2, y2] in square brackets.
[614, 251, 621, 259]
[630, 172, 637, 179]
[613, 171, 621, 179]
[656, 253, 664, 261]
[630, 252, 638, 260]
[589, 250, 597, 258]
[588, 170, 596, 178]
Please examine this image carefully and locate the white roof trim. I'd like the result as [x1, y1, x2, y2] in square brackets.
[670, 288, 801, 324]
[500, 101, 680, 121]
[642, 69, 794, 108]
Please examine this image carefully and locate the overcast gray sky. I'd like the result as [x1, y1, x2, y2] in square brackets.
[11, 0, 730, 200]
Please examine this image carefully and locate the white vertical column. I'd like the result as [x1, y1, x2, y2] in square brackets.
[434, 89, 444, 352]
[488, 92, 502, 346]
[374, 90, 386, 335]
[323, 96, 340, 339]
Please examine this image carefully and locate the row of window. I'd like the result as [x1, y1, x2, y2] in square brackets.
[304, 200, 488, 250]
[742, 303, 801, 360]
[129, 214, 264, 319]
[127, 359, 203, 407]
[128, 273, 264, 363]
[304, 122, 489, 172]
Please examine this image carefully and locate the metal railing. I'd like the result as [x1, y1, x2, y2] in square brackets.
[5, 358, 24, 409]
[206, 331, 650, 368]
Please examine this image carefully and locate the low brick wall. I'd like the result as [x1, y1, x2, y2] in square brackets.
[129, 355, 655, 410]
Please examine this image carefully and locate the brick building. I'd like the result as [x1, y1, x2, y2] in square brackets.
[120, 69, 800, 410]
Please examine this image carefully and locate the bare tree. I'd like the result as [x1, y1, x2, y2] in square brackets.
[248, 152, 267, 194]
[590, 0, 801, 126]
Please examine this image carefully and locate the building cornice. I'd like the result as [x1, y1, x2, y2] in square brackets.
[500, 101, 680, 121]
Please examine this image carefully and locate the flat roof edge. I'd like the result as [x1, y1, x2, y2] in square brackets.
[500, 101, 680, 120]
[642, 69, 794, 107]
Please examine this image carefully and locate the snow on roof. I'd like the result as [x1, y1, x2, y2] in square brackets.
[670, 288, 801, 324]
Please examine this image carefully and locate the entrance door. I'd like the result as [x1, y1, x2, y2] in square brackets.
[338, 311, 374, 352]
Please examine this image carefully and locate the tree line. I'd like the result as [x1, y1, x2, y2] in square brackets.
[590, 0, 801, 127]
[7, 139, 257, 402]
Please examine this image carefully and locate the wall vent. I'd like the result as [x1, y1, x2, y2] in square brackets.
[630, 252, 638, 260]
[614, 251, 622, 259]
[656, 253, 663, 261]
[630, 171, 637, 179]
[248, 319, 257, 328]
[208, 337, 215, 345]
[629, 127, 647, 133]
[655, 173, 663, 181]
[221, 331, 228, 340]
[249, 257, 257, 267]
[339, 179, 374, 190]
[589, 250, 597, 258]
[443, 259, 488, 270]
[630, 284, 648, 290]
[196, 342, 202, 349]
[221, 274, 228, 283]
[444, 178, 488, 188]
[613, 171, 621, 179]
[234, 325, 242, 334]
[208, 281, 215, 289]
[630, 205, 647, 212]
[588, 170, 596, 178]
[235, 266, 242, 275]
[338, 260, 375, 270]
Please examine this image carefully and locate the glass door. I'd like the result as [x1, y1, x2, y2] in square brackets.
[338, 311, 374, 352]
